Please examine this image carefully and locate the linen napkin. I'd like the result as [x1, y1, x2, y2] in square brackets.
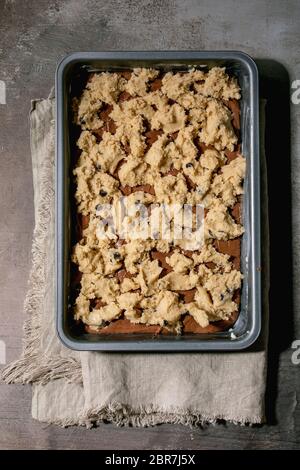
[1, 93, 269, 426]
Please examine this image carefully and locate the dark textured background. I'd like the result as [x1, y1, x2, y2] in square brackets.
[0, 0, 299, 450]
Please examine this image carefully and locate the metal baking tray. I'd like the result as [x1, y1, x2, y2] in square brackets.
[55, 51, 260, 351]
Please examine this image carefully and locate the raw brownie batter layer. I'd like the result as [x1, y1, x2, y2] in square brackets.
[71, 67, 245, 334]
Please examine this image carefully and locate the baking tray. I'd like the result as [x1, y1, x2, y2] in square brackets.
[55, 51, 260, 351]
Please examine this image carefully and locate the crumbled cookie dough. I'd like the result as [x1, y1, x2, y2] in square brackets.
[204, 270, 242, 308]
[154, 174, 188, 204]
[166, 251, 193, 274]
[184, 302, 210, 328]
[158, 271, 199, 291]
[73, 166, 120, 215]
[117, 292, 141, 311]
[183, 149, 224, 201]
[136, 259, 163, 296]
[138, 291, 182, 329]
[77, 130, 97, 152]
[211, 154, 246, 206]
[72, 243, 105, 274]
[120, 277, 140, 293]
[145, 135, 174, 173]
[123, 239, 154, 274]
[111, 98, 155, 157]
[200, 99, 238, 151]
[205, 199, 244, 240]
[74, 294, 90, 321]
[80, 273, 119, 302]
[73, 92, 103, 130]
[72, 67, 245, 332]
[161, 69, 206, 102]
[118, 156, 150, 187]
[195, 67, 241, 101]
[151, 103, 187, 134]
[87, 303, 122, 326]
[154, 290, 182, 326]
[85, 72, 126, 106]
[125, 68, 159, 97]
[192, 277, 240, 322]
[192, 244, 231, 272]
[95, 132, 125, 174]
[175, 126, 198, 161]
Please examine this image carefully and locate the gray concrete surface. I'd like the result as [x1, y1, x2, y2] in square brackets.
[0, 0, 300, 449]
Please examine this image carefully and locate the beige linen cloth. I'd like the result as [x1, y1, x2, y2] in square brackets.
[1, 93, 269, 426]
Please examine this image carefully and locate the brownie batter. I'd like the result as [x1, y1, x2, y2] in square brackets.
[71, 67, 244, 334]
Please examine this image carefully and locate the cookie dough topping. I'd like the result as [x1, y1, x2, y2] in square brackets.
[72, 67, 245, 332]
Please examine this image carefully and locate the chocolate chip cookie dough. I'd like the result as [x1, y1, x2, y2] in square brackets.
[71, 67, 245, 334]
